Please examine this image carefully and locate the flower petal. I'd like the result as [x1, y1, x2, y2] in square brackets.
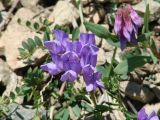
[123, 6, 133, 33]
[40, 63, 61, 75]
[150, 116, 159, 120]
[80, 53, 97, 67]
[51, 53, 63, 69]
[123, 27, 131, 42]
[54, 29, 69, 43]
[137, 108, 148, 120]
[66, 41, 82, 54]
[80, 45, 98, 67]
[86, 84, 94, 92]
[148, 111, 159, 120]
[114, 8, 122, 34]
[119, 34, 127, 50]
[130, 31, 138, 45]
[82, 65, 95, 84]
[96, 80, 105, 89]
[61, 51, 82, 73]
[60, 70, 77, 82]
[80, 33, 96, 45]
[130, 7, 142, 26]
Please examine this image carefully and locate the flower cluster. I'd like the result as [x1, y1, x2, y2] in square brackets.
[114, 4, 141, 50]
[41, 30, 104, 92]
[138, 108, 159, 120]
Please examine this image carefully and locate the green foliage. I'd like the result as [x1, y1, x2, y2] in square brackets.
[0, 97, 9, 118]
[84, 22, 119, 47]
[142, 4, 150, 33]
[18, 36, 43, 60]
[72, 27, 80, 40]
[114, 56, 152, 75]
[16, 67, 44, 108]
[84, 22, 110, 39]
[55, 108, 69, 120]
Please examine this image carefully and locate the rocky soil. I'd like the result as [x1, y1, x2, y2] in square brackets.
[0, 0, 160, 119]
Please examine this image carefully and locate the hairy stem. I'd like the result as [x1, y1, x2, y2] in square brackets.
[107, 47, 117, 78]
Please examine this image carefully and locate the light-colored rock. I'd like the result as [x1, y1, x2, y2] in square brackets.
[97, 48, 107, 65]
[101, 39, 114, 51]
[154, 73, 160, 84]
[95, 36, 102, 46]
[120, 81, 155, 103]
[83, 4, 105, 24]
[133, 0, 160, 21]
[114, 0, 142, 3]
[31, 48, 48, 65]
[20, 0, 39, 8]
[112, 110, 126, 120]
[81, 0, 92, 5]
[48, 1, 79, 27]
[0, 59, 17, 96]
[8, 103, 47, 120]
[0, 1, 4, 11]
[106, 48, 121, 64]
[81, 0, 108, 5]
[0, 8, 40, 69]
[143, 103, 160, 115]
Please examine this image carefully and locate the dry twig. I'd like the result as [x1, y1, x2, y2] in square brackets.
[0, 0, 20, 32]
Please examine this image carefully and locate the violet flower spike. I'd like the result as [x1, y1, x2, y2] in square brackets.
[40, 30, 104, 92]
[114, 4, 142, 50]
[138, 108, 159, 120]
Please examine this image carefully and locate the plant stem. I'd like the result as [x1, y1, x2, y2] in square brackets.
[107, 47, 117, 78]
[90, 91, 97, 107]
[59, 82, 66, 96]
[117, 79, 126, 111]
[77, 0, 86, 32]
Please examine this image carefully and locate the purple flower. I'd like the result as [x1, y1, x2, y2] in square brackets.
[40, 30, 104, 92]
[114, 4, 141, 50]
[82, 65, 104, 92]
[138, 108, 159, 120]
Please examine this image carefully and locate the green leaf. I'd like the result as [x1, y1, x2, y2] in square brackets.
[72, 105, 81, 118]
[105, 35, 119, 47]
[15, 87, 21, 94]
[22, 41, 30, 50]
[137, 32, 152, 43]
[84, 22, 119, 47]
[33, 22, 40, 30]
[81, 102, 94, 112]
[33, 116, 41, 120]
[17, 18, 21, 24]
[142, 4, 150, 33]
[55, 108, 65, 119]
[43, 19, 49, 25]
[114, 56, 152, 74]
[18, 47, 26, 52]
[34, 36, 43, 46]
[62, 108, 69, 120]
[96, 65, 109, 79]
[10, 92, 16, 100]
[150, 39, 158, 64]
[43, 31, 50, 41]
[26, 21, 31, 28]
[72, 28, 80, 40]
[27, 38, 36, 49]
[84, 22, 110, 39]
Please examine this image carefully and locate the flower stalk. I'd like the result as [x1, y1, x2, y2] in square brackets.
[107, 47, 117, 79]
